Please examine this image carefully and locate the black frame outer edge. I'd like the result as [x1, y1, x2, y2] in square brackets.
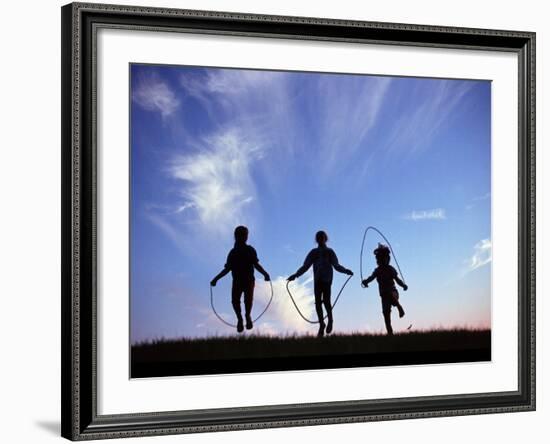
[61, 3, 75, 440]
[61, 2, 536, 440]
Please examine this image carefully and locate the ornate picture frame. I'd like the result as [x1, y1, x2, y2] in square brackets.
[61, 2, 535, 440]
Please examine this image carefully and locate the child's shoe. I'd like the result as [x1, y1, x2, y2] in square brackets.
[317, 322, 325, 337]
[398, 305, 405, 318]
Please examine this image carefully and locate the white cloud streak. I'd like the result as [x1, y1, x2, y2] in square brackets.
[467, 239, 492, 272]
[146, 69, 288, 254]
[180, 68, 298, 190]
[180, 68, 289, 121]
[404, 208, 446, 221]
[473, 192, 491, 202]
[204, 69, 281, 96]
[168, 128, 261, 236]
[180, 69, 282, 122]
[199, 276, 316, 336]
[466, 192, 491, 211]
[132, 74, 179, 118]
[315, 76, 392, 175]
[146, 212, 189, 252]
[253, 276, 316, 334]
[386, 80, 474, 155]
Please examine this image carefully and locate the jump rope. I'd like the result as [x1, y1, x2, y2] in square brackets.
[285, 274, 353, 324]
[210, 280, 274, 328]
[359, 226, 406, 285]
[210, 226, 406, 327]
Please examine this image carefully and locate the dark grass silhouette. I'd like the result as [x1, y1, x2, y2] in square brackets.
[131, 328, 491, 378]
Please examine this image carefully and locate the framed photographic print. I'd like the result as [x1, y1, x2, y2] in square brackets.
[61, 2, 536, 440]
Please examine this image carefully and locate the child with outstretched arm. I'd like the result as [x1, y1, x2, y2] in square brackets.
[210, 226, 270, 333]
[287, 230, 353, 337]
[362, 243, 408, 335]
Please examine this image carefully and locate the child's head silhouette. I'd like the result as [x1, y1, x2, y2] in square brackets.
[315, 230, 328, 246]
[374, 243, 391, 266]
[234, 225, 249, 244]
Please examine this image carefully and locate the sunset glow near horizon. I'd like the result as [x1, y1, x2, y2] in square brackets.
[130, 63, 491, 344]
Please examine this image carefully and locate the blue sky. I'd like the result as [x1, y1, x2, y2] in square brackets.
[130, 64, 491, 343]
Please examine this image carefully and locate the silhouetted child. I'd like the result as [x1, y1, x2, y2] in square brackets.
[287, 231, 353, 337]
[210, 226, 270, 333]
[362, 243, 408, 335]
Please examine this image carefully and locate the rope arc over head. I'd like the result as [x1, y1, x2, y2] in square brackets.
[360, 226, 406, 285]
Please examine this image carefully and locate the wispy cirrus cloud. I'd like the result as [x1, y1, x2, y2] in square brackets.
[180, 68, 290, 122]
[132, 74, 179, 118]
[181, 68, 394, 183]
[168, 128, 262, 236]
[203, 68, 282, 96]
[466, 192, 491, 210]
[472, 192, 491, 202]
[146, 69, 288, 256]
[404, 208, 446, 221]
[180, 69, 285, 120]
[314, 75, 393, 175]
[466, 239, 492, 272]
[181, 68, 304, 195]
[386, 80, 475, 155]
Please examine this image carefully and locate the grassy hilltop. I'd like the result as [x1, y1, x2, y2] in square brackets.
[131, 329, 491, 378]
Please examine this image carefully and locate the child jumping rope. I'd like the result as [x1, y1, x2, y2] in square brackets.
[362, 243, 408, 335]
[287, 230, 353, 337]
[210, 226, 270, 333]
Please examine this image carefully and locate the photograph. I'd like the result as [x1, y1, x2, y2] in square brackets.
[59, 2, 536, 439]
[129, 63, 492, 378]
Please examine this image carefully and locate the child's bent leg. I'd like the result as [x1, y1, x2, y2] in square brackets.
[396, 302, 405, 318]
[391, 289, 405, 318]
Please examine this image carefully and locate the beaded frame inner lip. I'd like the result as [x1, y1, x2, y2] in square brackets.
[61, 2, 535, 440]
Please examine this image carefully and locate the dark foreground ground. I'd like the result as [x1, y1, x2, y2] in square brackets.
[131, 329, 491, 378]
